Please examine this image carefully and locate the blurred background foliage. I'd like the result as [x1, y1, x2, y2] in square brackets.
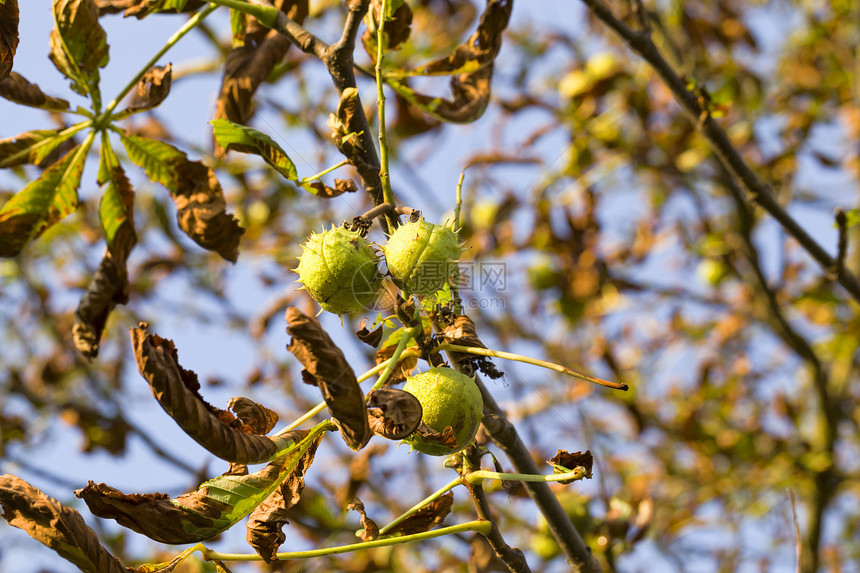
[0, 0, 858, 571]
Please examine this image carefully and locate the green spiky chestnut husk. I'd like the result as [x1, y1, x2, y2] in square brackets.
[383, 218, 463, 295]
[294, 227, 383, 315]
[402, 367, 483, 456]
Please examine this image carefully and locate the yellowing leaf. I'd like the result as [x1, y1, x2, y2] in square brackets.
[49, 0, 109, 103]
[211, 119, 298, 182]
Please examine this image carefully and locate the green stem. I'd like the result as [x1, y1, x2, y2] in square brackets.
[101, 3, 219, 122]
[466, 467, 588, 485]
[277, 347, 422, 433]
[436, 342, 629, 391]
[368, 326, 419, 393]
[298, 159, 350, 185]
[200, 520, 492, 561]
[375, 0, 396, 227]
[378, 477, 462, 535]
[207, 0, 278, 26]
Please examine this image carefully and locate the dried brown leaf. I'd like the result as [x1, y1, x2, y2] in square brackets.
[130, 325, 283, 463]
[285, 307, 371, 451]
[367, 388, 422, 440]
[375, 340, 418, 384]
[214, 0, 308, 129]
[0, 129, 77, 169]
[0, 474, 126, 573]
[0, 72, 70, 111]
[392, 0, 512, 123]
[346, 498, 379, 542]
[548, 450, 593, 483]
[301, 178, 357, 199]
[410, 421, 458, 451]
[388, 490, 453, 536]
[227, 396, 279, 435]
[170, 157, 244, 262]
[356, 318, 384, 348]
[246, 433, 322, 562]
[0, 0, 19, 81]
[125, 63, 172, 113]
[73, 252, 129, 359]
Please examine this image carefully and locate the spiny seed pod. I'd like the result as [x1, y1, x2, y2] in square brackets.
[402, 367, 483, 456]
[383, 218, 463, 295]
[294, 226, 383, 315]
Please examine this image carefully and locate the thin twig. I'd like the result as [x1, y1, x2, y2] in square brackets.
[831, 208, 848, 280]
[788, 488, 801, 573]
[462, 448, 533, 573]
[579, 0, 860, 304]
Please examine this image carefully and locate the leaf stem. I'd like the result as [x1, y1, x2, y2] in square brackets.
[298, 159, 350, 185]
[436, 343, 628, 391]
[378, 477, 462, 535]
[368, 325, 419, 393]
[375, 0, 396, 228]
[101, 3, 218, 122]
[199, 519, 492, 561]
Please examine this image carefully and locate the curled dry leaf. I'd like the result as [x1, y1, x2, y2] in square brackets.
[440, 314, 503, 379]
[77, 429, 323, 544]
[387, 491, 453, 536]
[356, 318, 384, 348]
[300, 178, 358, 199]
[0, 72, 70, 111]
[0, 0, 18, 81]
[346, 498, 379, 542]
[548, 450, 593, 483]
[285, 307, 372, 451]
[367, 387, 423, 440]
[375, 329, 418, 384]
[228, 396, 279, 435]
[214, 0, 308, 128]
[246, 433, 322, 562]
[0, 474, 126, 573]
[73, 252, 129, 359]
[389, 0, 512, 123]
[131, 325, 288, 463]
[125, 63, 172, 113]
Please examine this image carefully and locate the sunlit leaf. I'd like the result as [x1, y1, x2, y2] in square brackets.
[49, 0, 109, 103]
[0, 475, 127, 573]
[0, 128, 77, 169]
[0, 143, 87, 257]
[211, 118, 298, 181]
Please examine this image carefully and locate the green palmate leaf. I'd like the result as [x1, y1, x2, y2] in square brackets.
[120, 133, 243, 261]
[211, 118, 298, 182]
[76, 426, 328, 544]
[49, 0, 109, 104]
[0, 141, 89, 257]
[229, 8, 247, 47]
[0, 127, 78, 169]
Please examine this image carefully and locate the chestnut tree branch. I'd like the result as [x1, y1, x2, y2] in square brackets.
[579, 0, 860, 304]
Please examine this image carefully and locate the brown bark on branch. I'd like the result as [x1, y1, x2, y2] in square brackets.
[579, 0, 860, 305]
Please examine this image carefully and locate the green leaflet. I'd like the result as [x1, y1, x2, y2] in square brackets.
[210, 119, 298, 182]
[0, 139, 90, 257]
[0, 127, 79, 169]
[98, 142, 136, 262]
[119, 132, 185, 188]
[49, 0, 108, 105]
